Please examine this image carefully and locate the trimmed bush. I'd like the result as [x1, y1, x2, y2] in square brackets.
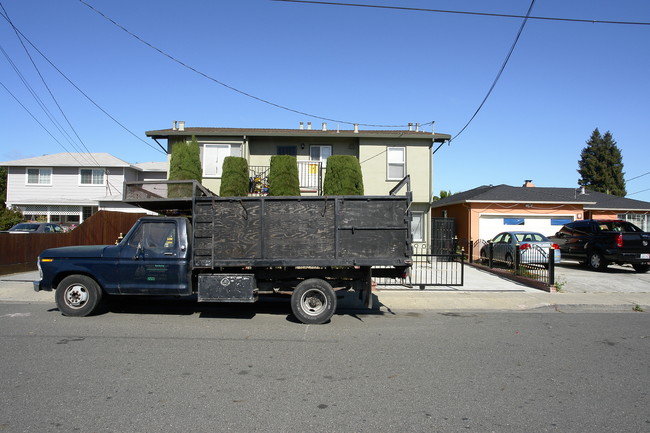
[268, 155, 300, 196]
[219, 157, 250, 197]
[323, 155, 364, 195]
[168, 136, 202, 197]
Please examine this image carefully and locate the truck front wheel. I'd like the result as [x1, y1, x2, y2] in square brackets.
[55, 275, 103, 317]
[587, 251, 608, 272]
[291, 279, 336, 325]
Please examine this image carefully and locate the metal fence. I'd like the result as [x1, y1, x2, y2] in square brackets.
[373, 244, 465, 289]
[469, 240, 556, 287]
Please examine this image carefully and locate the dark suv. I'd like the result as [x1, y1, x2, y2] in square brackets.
[551, 219, 650, 272]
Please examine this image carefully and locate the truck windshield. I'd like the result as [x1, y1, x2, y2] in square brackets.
[597, 221, 642, 233]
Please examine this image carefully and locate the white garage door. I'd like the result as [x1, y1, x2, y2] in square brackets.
[479, 215, 573, 241]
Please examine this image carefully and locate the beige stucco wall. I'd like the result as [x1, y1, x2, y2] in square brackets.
[358, 138, 432, 202]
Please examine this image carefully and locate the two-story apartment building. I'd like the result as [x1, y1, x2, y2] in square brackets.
[2, 153, 167, 226]
[146, 122, 451, 245]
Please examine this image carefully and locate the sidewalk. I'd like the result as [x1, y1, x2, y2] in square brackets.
[1, 268, 649, 313]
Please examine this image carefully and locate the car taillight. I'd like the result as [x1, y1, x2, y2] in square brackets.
[616, 233, 623, 248]
[519, 243, 531, 250]
[551, 243, 559, 249]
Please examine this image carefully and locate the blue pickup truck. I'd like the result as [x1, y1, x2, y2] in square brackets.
[34, 182, 412, 324]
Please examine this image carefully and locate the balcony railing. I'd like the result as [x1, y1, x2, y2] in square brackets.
[249, 161, 323, 195]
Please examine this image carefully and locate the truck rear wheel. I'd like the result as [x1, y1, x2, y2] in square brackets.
[291, 279, 336, 325]
[55, 275, 103, 317]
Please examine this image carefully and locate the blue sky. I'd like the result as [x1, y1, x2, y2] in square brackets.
[1, 0, 649, 201]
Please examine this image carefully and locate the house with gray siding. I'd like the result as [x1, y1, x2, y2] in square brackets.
[1, 153, 167, 225]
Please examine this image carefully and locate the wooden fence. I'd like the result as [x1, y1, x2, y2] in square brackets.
[0, 211, 146, 276]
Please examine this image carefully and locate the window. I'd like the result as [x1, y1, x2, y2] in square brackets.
[80, 168, 105, 185]
[411, 212, 424, 242]
[618, 213, 649, 231]
[310, 145, 331, 166]
[503, 217, 524, 225]
[26, 168, 52, 185]
[202, 143, 242, 178]
[277, 146, 297, 156]
[387, 147, 405, 180]
[551, 217, 573, 226]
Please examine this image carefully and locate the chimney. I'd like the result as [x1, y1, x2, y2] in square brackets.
[353, 123, 359, 133]
[299, 122, 304, 130]
[172, 120, 178, 131]
[178, 121, 185, 131]
[523, 180, 535, 188]
[415, 123, 420, 132]
[322, 122, 327, 131]
[307, 122, 312, 130]
[408, 123, 413, 131]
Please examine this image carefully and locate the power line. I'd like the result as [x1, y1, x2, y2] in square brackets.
[0, 2, 100, 167]
[451, 0, 536, 144]
[0, 10, 166, 155]
[626, 171, 650, 182]
[77, 0, 416, 129]
[273, 0, 650, 26]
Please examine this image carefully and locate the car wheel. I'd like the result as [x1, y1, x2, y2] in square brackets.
[587, 251, 608, 272]
[55, 275, 103, 317]
[505, 253, 514, 269]
[632, 264, 649, 273]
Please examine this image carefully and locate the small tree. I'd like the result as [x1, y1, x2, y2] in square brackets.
[219, 157, 249, 197]
[268, 155, 300, 196]
[323, 155, 364, 195]
[0, 207, 23, 230]
[168, 136, 202, 197]
[432, 190, 452, 201]
[577, 128, 626, 196]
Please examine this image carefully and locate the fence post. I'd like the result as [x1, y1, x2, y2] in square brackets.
[469, 240, 474, 264]
[548, 248, 555, 286]
[514, 243, 520, 273]
[488, 241, 494, 268]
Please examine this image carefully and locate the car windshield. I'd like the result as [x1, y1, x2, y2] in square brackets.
[10, 223, 40, 232]
[514, 233, 548, 242]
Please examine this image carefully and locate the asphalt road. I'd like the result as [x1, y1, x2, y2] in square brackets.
[1, 302, 648, 433]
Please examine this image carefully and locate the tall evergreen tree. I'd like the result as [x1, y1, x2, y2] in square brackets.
[577, 128, 626, 196]
[168, 136, 202, 197]
[323, 155, 364, 195]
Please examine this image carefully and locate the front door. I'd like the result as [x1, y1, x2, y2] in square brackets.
[118, 221, 188, 294]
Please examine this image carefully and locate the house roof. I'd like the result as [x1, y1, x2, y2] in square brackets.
[145, 126, 452, 143]
[431, 184, 650, 211]
[0, 153, 166, 172]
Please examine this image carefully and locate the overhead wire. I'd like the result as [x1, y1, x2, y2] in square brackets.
[0, 2, 99, 167]
[0, 8, 166, 155]
[273, 1, 650, 26]
[77, 0, 415, 129]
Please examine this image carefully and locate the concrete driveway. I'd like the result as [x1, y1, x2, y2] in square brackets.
[555, 260, 650, 293]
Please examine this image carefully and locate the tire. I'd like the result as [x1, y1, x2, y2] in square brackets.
[291, 279, 337, 325]
[55, 275, 103, 317]
[632, 264, 649, 273]
[587, 251, 608, 272]
[479, 249, 488, 264]
[505, 253, 513, 269]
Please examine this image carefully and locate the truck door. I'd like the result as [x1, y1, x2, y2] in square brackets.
[118, 220, 189, 295]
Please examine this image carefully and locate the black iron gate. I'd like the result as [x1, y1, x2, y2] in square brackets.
[431, 218, 456, 255]
[373, 245, 465, 289]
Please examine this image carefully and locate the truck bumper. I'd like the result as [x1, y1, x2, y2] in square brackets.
[33, 281, 51, 292]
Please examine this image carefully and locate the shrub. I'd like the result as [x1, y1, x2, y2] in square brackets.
[168, 136, 202, 197]
[219, 157, 250, 197]
[323, 155, 364, 195]
[268, 155, 300, 196]
[0, 207, 23, 231]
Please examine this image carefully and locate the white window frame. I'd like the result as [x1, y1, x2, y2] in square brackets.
[310, 145, 332, 167]
[387, 147, 405, 180]
[411, 212, 424, 242]
[26, 167, 52, 186]
[79, 168, 106, 186]
[202, 142, 242, 178]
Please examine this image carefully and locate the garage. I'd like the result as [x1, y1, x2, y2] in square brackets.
[479, 214, 574, 241]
